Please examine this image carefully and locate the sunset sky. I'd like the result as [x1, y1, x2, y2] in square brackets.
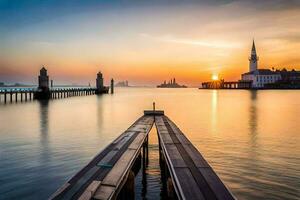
[1, 0, 300, 86]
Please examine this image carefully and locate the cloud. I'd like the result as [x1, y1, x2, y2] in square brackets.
[139, 33, 241, 49]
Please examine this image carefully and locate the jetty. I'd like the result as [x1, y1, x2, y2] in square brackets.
[0, 67, 113, 104]
[50, 110, 234, 200]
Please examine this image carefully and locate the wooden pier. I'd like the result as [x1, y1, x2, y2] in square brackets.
[50, 111, 234, 200]
[156, 115, 234, 200]
[0, 67, 112, 104]
[0, 89, 35, 103]
[0, 87, 106, 104]
[201, 80, 252, 89]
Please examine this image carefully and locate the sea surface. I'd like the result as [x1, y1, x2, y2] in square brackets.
[0, 88, 299, 200]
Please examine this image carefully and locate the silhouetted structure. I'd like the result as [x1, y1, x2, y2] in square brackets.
[115, 80, 129, 87]
[96, 72, 109, 94]
[202, 79, 252, 89]
[111, 79, 114, 94]
[157, 78, 187, 88]
[34, 67, 51, 99]
[0, 67, 112, 103]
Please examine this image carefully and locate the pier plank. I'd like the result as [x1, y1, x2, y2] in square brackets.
[79, 181, 101, 200]
[50, 116, 154, 200]
[174, 168, 206, 200]
[199, 168, 234, 200]
[165, 144, 187, 167]
[51, 113, 233, 200]
[101, 149, 136, 187]
[158, 132, 174, 144]
[156, 115, 234, 200]
[128, 133, 146, 150]
[182, 144, 209, 168]
[93, 185, 115, 200]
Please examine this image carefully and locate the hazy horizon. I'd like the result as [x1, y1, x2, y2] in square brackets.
[1, 0, 300, 86]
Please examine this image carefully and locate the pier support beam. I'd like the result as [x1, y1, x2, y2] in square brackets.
[118, 170, 135, 200]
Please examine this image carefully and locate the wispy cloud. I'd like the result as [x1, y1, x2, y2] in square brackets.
[139, 33, 241, 49]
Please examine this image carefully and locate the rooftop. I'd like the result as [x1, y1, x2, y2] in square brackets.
[242, 69, 280, 75]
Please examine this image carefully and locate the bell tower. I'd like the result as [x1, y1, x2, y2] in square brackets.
[249, 40, 258, 72]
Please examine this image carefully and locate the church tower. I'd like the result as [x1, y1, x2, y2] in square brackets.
[249, 40, 258, 72]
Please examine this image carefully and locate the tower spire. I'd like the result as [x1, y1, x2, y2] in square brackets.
[251, 39, 256, 54]
[249, 39, 258, 72]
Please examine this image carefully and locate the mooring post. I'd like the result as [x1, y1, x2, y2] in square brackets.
[10, 92, 12, 103]
[25, 92, 28, 101]
[15, 93, 18, 102]
[4, 91, 7, 103]
[21, 92, 23, 102]
[111, 78, 114, 94]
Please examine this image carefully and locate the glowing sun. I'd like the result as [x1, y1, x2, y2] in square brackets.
[212, 74, 219, 81]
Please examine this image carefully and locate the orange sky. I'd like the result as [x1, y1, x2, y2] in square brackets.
[1, 1, 300, 86]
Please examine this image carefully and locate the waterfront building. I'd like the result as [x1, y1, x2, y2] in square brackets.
[241, 41, 281, 88]
[278, 68, 300, 82]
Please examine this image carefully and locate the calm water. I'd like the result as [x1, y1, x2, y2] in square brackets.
[0, 88, 299, 200]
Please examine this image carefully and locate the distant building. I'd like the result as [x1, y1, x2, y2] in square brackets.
[115, 81, 129, 87]
[157, 78, 187, 88]
[0, 82, 4, 87]
[241, 40, 281, 88]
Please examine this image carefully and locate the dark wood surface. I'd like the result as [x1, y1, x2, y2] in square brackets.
[156, 116, 235, 200]
[50, 113, 234, 200]
[49, 116, 154, 200]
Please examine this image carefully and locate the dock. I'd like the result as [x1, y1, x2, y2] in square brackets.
[0, 67, 112, 104]
[0, 87, 100, 104]
[50, 110, 234, 200]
